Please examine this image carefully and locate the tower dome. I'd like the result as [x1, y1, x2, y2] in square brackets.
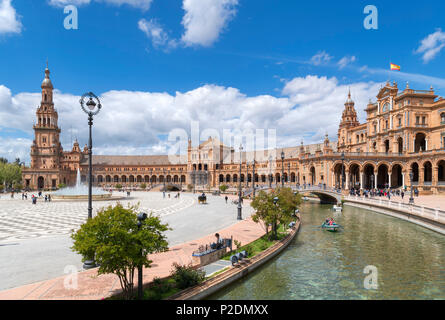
[41, 63, 53, 89]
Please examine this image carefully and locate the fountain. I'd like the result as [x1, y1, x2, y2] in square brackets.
[52, 169, 116, 201]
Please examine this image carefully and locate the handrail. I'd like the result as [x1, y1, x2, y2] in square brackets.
[344, 195, 445, 223]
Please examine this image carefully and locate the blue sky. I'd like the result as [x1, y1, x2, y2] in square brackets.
[0, 0, 445, 163]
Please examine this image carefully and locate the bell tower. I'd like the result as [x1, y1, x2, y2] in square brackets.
[338, 90, 360, 150]
[30, 64, 62, 172]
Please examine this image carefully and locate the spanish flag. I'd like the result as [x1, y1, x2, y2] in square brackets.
[390, 63, 401, 71]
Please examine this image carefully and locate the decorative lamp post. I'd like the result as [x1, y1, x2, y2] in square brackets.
[341, 151, 345, 190]
[269, 155, 273, 188]
[193, 167, 196, 194]
[163, 168, 166, 192]
[150, 169, 153, 188]
[137, 212, 147, 300]
[179, 168, 183, 191]
[238, 144, 243, 220]
[246, 162, 249, 188]
[252, 160, 256, 199]
[281, 150, 285, 187]
[409, 171, 415, 204]
[80, 92, 102, 270]
[288, 162, 291, 186]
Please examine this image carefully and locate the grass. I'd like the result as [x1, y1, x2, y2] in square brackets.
[221, 223, 290, 261]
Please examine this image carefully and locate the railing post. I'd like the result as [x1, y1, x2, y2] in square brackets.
[435, 209, 439, 221]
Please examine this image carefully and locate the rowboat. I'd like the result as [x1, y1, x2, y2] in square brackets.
[322, 222, 340, 232]
[333, 205, 342, 212]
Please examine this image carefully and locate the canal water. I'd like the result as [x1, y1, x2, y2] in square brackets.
[209, 202, 445, 300]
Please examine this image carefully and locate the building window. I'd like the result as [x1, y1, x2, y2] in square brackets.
[422, 116, 426, 125]
[416, 116, 420, 124]
[441, 113, 445, 124]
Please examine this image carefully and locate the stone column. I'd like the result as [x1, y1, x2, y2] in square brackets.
[433, 166, 438, 194]
[388, 171, 392, 189]
[360, 171, 363, 190]
[374, 171, 378, 189]
[345, 170, 350, 190]
[402, 172, 405, 189]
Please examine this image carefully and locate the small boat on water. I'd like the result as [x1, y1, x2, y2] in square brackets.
[322, 222, 340, 232]
[303, 197, 309, 201]
[333, 205, 342, 212]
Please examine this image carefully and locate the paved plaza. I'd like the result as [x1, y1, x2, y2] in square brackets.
[0, 191, 254, 291]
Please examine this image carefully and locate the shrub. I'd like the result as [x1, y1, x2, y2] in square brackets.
[187, 184, 193, 192]
[170, 263, 205, 290]
[115, 184, 122, 189]
[58, 183, 67, 189]
[234, 239, 242, 250]
[140, 183, 147, 190]
[219, 185, 228, 192]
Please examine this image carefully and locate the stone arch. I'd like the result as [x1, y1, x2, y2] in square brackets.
[136, 175, 142, 183]
[151, 175, 157, 183]
[38, 176, 45, 189]
[121, 175, 127, 183]
[129, 175, 135, 183]
[226, 174, 231, 183]
[113, 175, 119, 183]
[397, 136, 403, 154]
[363, 163, 375, 189]
[144, 175, 150, 183]
[333, 162, 346, 188]
[410, 163, 419, 184]
[310, 166, 316, 185]
[437, 160, 445, 184]
[414, 132, 427, 152]
[106, 175, 111, 183]
[391, 164, 403, 188]
[97, 175, 104, 183]
[348, 163, 361, 190]
[377, 163, 389, 189]
[423, 161, 433, 184]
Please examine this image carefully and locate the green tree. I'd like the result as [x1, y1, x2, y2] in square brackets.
[219, 184, 228, 192]
[251, 187, 301, 240]
[140, 183, 147, 190]
[0, 162, 22, 189]
[115, 184, 122, 190]
[71, 203, 170, 300]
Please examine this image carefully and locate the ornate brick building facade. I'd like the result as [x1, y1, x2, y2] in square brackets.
[22, 68, 445, 194]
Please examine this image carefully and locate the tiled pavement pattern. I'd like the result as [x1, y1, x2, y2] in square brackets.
[0, 192, 194, 243]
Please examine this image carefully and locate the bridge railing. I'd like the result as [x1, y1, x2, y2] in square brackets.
[345, 195, 445, 224]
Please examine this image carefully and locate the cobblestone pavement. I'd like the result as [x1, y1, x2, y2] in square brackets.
[0, 191, 253, 291]
[0, 192, 194, 243]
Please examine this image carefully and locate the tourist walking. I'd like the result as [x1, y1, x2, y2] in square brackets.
[225, 196, 228, 204]
[401, 191, 404, 200]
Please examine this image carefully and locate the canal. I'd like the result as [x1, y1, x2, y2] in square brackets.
[209, 202, 445, 300]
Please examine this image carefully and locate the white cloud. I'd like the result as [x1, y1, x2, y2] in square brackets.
[0, 75, 382, 165]
[49, 0, 152, 10]
[415, 29, 445, 63]
[138, 18, 177, 50]
[48, 0, 91, 7]
[0, 0, 22, 34]
[337, 56, 356, 70]
[310, 51, 333, 66]
[181, 0, 238, 47]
